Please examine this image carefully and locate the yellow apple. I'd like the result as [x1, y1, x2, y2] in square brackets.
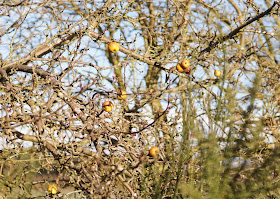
[109, 42, 119, 53]
[102, 101, 114, 112]
[149, 146, 159, 157]
[214, 69, 222, 77]
[117, 90, 127, 100]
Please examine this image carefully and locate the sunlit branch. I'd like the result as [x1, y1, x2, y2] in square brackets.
[199, 1, 279, 54]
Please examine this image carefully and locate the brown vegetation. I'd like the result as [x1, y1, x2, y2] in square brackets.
[0, 0, 280, 198]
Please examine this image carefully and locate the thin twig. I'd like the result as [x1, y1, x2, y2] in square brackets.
[199, 1, 278, 55]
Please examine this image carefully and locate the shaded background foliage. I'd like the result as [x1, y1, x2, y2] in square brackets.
[0, 0, 280, 198]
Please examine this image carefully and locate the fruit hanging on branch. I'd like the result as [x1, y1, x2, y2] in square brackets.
[48, 184, 58, 195]
[149, 146, 160, 157]
[102, 101, 114, 112]
[108, 42, 119, 53]
[181, 59, 190, 68]
[176, 59, 191, 74]
[176, 63, 184, 72]
[117, 90, 127, 100]
[214, 69, 222, 77]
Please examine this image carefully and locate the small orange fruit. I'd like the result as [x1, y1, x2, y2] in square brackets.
[48, 184, 57, 195]
[102, 101, 114, 112]
[214, 69, 221, 77]
[176, 64, 184, 72]
[181, 59, 190, 68]
[184, 67, 191, 74]
[149, 146, 159, 157]
[117, 90, 127, 100]
[108, 42, 119, 53]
